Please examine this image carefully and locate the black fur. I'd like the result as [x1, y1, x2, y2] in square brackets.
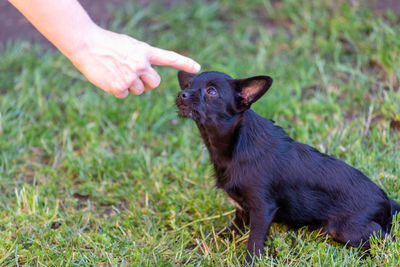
[175, 71, 400, 264]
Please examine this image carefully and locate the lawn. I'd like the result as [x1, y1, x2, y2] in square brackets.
[1, 0, 399, 266]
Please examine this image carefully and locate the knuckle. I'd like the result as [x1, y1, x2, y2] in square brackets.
[110, 81, 127, 94]
[136, 42, 151, 55]
[133, 72, 139, 80]
[128, 74, 139, 84]
[135, 61, 147, 72]
[141, 43, 151, 51]
[129, 85, 143, 95]
[116, 88, 127, 94]
[115, 92, 127, 98]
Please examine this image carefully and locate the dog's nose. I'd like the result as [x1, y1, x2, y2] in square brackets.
[179, 91, 189, 100]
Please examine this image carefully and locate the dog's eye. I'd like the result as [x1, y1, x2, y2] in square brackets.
[206, 87, 217, 96]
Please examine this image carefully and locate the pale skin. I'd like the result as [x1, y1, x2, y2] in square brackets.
[9, 0, 201, 98]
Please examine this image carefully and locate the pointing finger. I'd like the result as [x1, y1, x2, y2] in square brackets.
[148, 47, 201, 73]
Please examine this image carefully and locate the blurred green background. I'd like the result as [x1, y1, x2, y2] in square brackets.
[0, 0, 399, 265]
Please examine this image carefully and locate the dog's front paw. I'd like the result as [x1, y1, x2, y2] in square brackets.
[245, 253, 258, 266]
[218, 223, 245, 240]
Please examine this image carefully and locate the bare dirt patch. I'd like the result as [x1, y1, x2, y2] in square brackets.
[1, 1, 399, 49]
[0, 0, 127, 49]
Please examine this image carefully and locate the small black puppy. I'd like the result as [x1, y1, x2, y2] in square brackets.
[175, 71, 399, 263]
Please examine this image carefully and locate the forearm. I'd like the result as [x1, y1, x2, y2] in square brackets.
[9, 0, 200, 97]
[9, 0, 97, 60]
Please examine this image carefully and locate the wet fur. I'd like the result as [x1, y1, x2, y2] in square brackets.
[175, 71, 400, 264]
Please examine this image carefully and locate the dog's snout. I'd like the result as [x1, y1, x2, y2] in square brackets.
[179, 91, 189, 100]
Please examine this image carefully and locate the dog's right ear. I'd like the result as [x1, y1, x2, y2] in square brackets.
[233, 75, 273, 111]
[178, 71, 196, 90]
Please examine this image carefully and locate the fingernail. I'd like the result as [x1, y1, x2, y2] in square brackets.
[193, 62, 201, 72]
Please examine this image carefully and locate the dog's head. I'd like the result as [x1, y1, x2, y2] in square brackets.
[175, 71, 273, 124]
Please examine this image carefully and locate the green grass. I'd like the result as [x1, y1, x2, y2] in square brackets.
[1, 0, 400, 265]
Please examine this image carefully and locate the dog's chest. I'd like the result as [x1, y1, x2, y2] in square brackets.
[213, 162, 246, 209]
[213, 164, 231, 189]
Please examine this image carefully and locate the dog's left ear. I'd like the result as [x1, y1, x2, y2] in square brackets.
[178, 71, 196, 90]
[233, 76, 273, 110]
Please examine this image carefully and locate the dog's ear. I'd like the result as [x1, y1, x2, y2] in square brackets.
[233, 76, 273, 110]
[178, 71, 196, 90]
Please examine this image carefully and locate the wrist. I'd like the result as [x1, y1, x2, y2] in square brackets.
[62, 21, 101, 63]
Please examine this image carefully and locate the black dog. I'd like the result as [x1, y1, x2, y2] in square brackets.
[175, 71, 400, 263]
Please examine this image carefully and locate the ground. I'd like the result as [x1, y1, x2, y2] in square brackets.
[0, 0, 400, 266]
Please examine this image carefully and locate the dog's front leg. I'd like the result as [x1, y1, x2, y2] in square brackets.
[245, 204, 277, 264]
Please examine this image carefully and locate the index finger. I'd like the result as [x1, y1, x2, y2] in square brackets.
[148, 47, 201, 73]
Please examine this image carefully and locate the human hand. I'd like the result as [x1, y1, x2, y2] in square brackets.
[69, 26, 201, 98]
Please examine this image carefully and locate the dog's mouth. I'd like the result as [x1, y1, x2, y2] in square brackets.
[177, 105, 194, 118]
[176, 104, 194, 118]
[175, 97, 197, 120]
